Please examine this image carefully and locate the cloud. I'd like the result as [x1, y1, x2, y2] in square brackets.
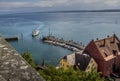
[104, 0, 119, 7]
[0, 0, 120, 13]
[0, 0, 120, 8]
[0, 2, 29, 8]
[0, 0, 69, 8]
[33, 0, 69, 7]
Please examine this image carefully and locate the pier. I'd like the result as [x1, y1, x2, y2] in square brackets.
[42, 35, 84, 52]
[5, 37, 19, 41]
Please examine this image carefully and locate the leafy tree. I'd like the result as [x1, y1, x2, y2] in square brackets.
[22, 52, 107, 81]
[22, 52, 37, 68]
[38, 65, 103, 81]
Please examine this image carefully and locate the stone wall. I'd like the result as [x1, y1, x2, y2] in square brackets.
[0, 36, 45, 81]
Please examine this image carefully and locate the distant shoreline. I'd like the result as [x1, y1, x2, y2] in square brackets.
[42, 9, 120, 13]
[1, 9, 120, 15]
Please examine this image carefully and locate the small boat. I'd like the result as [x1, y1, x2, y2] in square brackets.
[32, 29, 40, 37]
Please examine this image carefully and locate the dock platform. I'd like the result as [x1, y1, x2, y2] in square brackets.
[5, 37, 19, 41]
[42, 35, 84, 52]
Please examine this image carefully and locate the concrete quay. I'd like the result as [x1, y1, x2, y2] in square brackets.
[42, 35, 84, 52]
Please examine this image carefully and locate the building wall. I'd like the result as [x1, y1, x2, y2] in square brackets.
[115, 55, 120, 70]
[85, 58, 98, 72]
[104, 59, 114, 76]
[103, 57, 119, 76]
[103, 55, 120, 76]
[85, 40, 104, 72]
[59, 53, 75, 70]
[85, 40, 120, 77]
[67, 54, 75, 66]
[59, 59, 70, 70]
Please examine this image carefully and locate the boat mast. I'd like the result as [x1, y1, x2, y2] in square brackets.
[48, 27, 52, 36]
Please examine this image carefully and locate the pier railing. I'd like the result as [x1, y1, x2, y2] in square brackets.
[42, 35, 84, 52]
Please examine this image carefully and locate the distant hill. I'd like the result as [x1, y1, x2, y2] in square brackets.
[1, 9, 120, 16]
[43, 9, 120, 13]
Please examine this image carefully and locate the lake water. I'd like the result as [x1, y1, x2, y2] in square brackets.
[0, 12, 120, 65]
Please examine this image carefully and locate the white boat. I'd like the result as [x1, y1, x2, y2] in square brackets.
[32, 29, 40, 37]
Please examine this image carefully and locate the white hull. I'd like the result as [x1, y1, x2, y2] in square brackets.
[32, 29, 40, 36]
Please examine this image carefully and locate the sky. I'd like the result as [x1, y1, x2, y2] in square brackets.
[0, 0, 120, 14]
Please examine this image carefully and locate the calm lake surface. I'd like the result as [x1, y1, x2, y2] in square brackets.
[0, 12, 120, 65]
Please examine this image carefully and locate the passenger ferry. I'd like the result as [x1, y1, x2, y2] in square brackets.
[32, 29, 40, 37]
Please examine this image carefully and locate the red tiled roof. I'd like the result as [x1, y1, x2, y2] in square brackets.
[94, 34, 120, 60]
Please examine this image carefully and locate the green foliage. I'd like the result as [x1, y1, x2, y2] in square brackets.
[22, 52, 37, 68]
[22, 52, 104, 81]
[38, 65, 103, 81]
[104, 76, 113, 81]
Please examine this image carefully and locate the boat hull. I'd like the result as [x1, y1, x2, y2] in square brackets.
[32, 29, 40, 37]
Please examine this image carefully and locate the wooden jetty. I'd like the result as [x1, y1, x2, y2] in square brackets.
[5, 37, 19, 41]
[42, 35, 84, 52]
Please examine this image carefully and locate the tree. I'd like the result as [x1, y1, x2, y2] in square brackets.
[22, 52, 37, 68]
[38, 66, 103, 81]
[22, 52, 105, 81]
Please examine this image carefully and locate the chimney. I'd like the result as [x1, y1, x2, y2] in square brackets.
[113, 34, 116, 43]
[103, 39, 105, 46]
[96, 38, 99, 40]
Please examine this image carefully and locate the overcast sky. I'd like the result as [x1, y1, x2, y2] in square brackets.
[0, 0, 120, 14]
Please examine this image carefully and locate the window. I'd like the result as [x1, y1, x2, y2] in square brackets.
[112, 50, 117, 56]
[67, 65, 69, 68]
[104, 52, 108, 57]
[117, 43, 120, 51]
[91, 60, 93, 63]
[93, 66, 96, 70]
[87, 66, 90, 69]
[78, 63, 80, 66]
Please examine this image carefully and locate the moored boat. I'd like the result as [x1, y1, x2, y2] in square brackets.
[32, 29, 40, 37]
